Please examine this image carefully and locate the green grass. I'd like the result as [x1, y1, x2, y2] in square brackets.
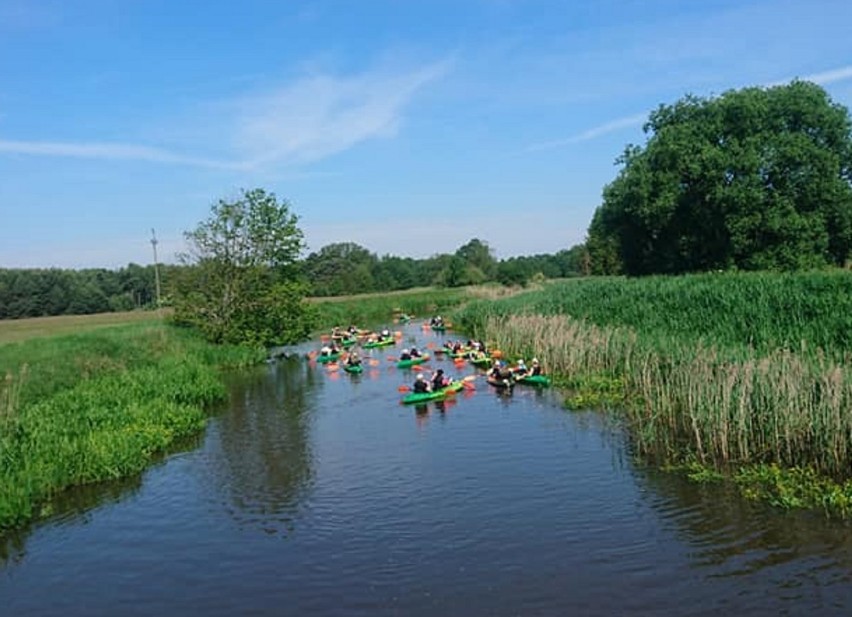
[311, 286, 471, 332]
[0, 310, 170, 345]
[0, 323, 264, 532]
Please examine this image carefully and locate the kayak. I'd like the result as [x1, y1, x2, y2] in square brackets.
[340, 337, 358, 348]
[343, 363, 364, 374]
[396, 354, 430, 369]
[487, 376, 514, 389]
[363, 338, 395, 349]
[516, 374, 551, 386]
[316, 353, 341, 364]
[432, 324, 448, 332]
[401, 380, 464, 405]
[449, 350, 470, 359]
[469, 356, 491, 368]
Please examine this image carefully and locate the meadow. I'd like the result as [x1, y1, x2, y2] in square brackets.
[453, 271, 852, 516]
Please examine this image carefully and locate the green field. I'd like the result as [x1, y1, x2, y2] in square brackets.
[0, 310, 168, 345]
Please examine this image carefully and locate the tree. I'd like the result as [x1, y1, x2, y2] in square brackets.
[455, 238, 497, 279]
[172, 188, 316, 345]
[302, 242, 377, 296]
[587, 81, 852, 275]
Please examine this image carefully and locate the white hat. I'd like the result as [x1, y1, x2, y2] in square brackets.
[416, 374, 425, 381]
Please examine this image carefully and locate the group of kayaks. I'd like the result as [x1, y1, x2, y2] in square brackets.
[309, 318, 552, 406]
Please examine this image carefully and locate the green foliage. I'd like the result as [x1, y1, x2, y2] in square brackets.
[0, 324, 264, 531]
[588, 81, 852, 275]
[172, 188, 314, 346]
[0, 264, 167, 319]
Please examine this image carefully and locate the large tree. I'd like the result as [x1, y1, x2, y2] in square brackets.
[587, 81, 852, 275]
[172, 188, 315, 345]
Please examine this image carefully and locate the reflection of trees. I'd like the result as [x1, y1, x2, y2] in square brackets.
[633, 464, 852, 576]
[211, 357, 320, 535]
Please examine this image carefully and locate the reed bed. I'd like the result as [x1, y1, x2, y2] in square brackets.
[453, 270, 852, 485]
[0, 324, 264, 532]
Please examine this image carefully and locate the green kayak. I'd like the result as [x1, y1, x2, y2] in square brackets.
[343, 363, 364, 374]
[402, 380, 464, 405]
[396, 354, 430, 369]
[516, 374, 551, 386]
[469, 356, 491, 368]
[340, 337, 358, 348]
[432, 324, 447, 332]
[316, 353, 341, 364]
[363, 338, 395, 349]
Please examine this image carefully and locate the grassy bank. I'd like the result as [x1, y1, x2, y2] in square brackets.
[0, 323, 263, 532]
[0, 309, 170, 345]
[311, 286, 472, 332]
[453, 271, 852, 517]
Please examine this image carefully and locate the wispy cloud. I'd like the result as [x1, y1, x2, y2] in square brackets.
[525, 113, 646, 152]
[0, 60, 451, 170]
[233, 60, 451, 167]
[770, 64, 852, 87]
[0, 138, 242, 169]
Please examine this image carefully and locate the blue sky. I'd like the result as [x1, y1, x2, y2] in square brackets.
[2, 0, 852, 268]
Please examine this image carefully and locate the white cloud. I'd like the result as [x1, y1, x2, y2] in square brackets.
[0, 60, 450, 170]
[0, 138, 240, 169]
[770, 64, 852, 87]
[233, 60, 450, 168]
[525, 113, 646, 152]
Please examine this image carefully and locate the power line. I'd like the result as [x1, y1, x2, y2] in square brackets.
[150, 228, 162, 307]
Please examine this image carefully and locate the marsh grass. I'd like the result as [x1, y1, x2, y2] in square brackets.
[0, 324, 264, 532]
[453, 271, 852, 514]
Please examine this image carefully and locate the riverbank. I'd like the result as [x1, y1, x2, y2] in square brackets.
[453, 270, 852, 517]
[0, 322, 264, 532]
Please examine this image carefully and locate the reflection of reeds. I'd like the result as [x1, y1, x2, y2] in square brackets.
[468, 312, 852, 479]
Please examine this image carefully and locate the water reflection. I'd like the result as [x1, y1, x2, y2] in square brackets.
[208, 356, 321, 536]
[634, 464, 852, 594]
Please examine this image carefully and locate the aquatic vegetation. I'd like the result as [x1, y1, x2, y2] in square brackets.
[0, 324, 265, 532]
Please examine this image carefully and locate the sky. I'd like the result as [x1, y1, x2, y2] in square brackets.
[1, 0, 852, 268]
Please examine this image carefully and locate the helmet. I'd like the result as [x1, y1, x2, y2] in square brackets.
[402, 349, 409, 354]
[416, 374, 425, 381]
[518, 359, 526, 366]
[532, 358, 539, 365]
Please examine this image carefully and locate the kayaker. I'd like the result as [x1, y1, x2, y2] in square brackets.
[413, 374, 430, 393]
[331, 326, 342, 339]
[431, 369, 450, 390]
[530, 359, 543, 376]
[410, 347, 422, 358]
[346, 351, 362, 367]
[513, 359, 528, 376]
[400, 349, 412, 361]
[380, 327, 391, 340]
[348, 324, 358, 334]
[319, 345, 332, 357]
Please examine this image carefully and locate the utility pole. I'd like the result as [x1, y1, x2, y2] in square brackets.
[150, 228, 162, 308]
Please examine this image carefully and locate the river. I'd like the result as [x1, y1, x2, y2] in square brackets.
[2, 325, 851, 615]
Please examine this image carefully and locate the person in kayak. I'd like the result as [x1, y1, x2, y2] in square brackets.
[530, 358, 543, 376]
[431, 368, 451, 390]
[400, 349, 412, 361]
[379, 327, 391, 341]
[319, 345, 332, 357]
[345, 351, 362, 367]
[409, 347, 422, 358]
[413, 374, 430, 393]
[513, 359, 528, 376]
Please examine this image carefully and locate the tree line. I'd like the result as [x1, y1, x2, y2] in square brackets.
[0, 236, 585, 321]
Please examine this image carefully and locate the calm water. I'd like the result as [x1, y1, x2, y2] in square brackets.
[2, 326, 851, 616]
